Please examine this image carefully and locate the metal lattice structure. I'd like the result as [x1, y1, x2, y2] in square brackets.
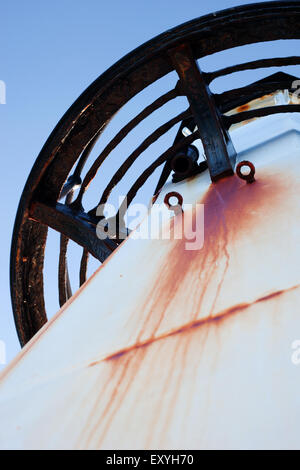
[10, 1, 300, 346]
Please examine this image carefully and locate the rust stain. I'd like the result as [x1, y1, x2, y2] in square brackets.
[164, 191, 183, 210]
[77, 356, 122, 446]
[235, 94, 273, 113]
[94, 347, 148, 448]
[85, 352, 134, 446]
[83, 282, 300, 448]
[87, 283, 300, 369]
[133, 172, 287, 343]
[259, 94, 272, 101]
[157, 333, 191, 444]
[237, 103, 250, 112]
[145, 334, 182, 447]
[89, 361, 100, 368]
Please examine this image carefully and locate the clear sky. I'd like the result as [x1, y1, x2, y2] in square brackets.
[1, 0, 299, 370]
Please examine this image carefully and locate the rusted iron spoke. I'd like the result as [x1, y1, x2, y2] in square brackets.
[59, 131, 102, 201]
[206, 56, 300, 83]
[153, 161, 172, 197]
[30, 201, 117, 262]
[225, 104, 300, 126]
[116, 132, 198, 221]
[153, 117, 195, 195]
[169, 43, 236, 181]
[73, 88, 178, 209]
[96, 108, 191, 213]
[79, 248, 89, 287]
[58, 235, 73, 307]
[216, 72, 299, 113]
[74, 128, 102, 177]
[59, 175, 81, 201]
[58, 191, 74, 306]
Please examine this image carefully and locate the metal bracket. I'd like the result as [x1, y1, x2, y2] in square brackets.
[169, 43, 236, 181]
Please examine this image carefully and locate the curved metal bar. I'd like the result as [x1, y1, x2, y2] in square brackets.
[225, 104, 300, 126]
[58, 175, 82, 201]
[216, 72, 297, 113]
[79, 249, 89, 287]
[58, 131, 102, 305]
[206, 56, 300, 83]
[10, 220, 48, 346]
[116, 132, 198, 221]
[73, 88, 178, 208]
[58, 235, 73, 307]
[59, 130, 102, 201]
[58, 191, 73, 307]
[73, 128, 102, 178]
[96, 108, 191, 212]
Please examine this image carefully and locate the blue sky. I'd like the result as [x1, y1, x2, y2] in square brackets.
[1, 0, 299, 370]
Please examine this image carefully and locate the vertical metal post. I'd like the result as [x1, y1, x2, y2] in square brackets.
[169, 43, 236, 181]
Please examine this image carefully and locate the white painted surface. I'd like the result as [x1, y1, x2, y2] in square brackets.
[0, 115, 300, 449]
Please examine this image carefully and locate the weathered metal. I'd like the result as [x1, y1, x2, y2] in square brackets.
[95, 109, 191, 212]
[30, 201, 117, 262]
[58, 190, 74, 307]
[170, 43, 236, 180]
[171, 145, 199, 181]
[10, 1, 300, 345]
[79, 249, 89, 287]
[116, 133, 198, 223]
[205, 56, 300, 83]
[226, 104, 300, 126]
[73, 87, 179, 210]
[58, 234, 72, 307]
[163, 191, 183, 210]
[217, 72, 300, 113]
[236, 161, 256, 184]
